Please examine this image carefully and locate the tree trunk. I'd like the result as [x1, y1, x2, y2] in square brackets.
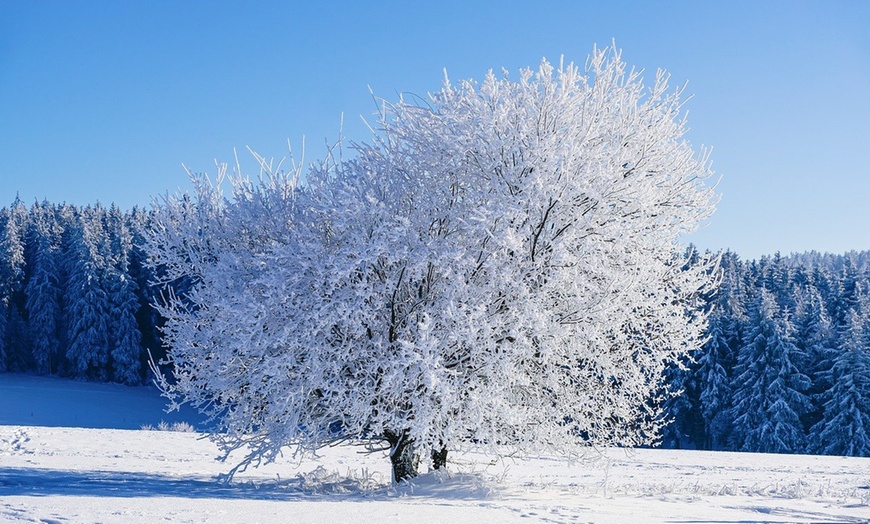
[431, 445, 448, 470]
[384, 429, 419, 483]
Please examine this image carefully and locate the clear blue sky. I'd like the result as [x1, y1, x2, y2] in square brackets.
[1, 1, 868, 260]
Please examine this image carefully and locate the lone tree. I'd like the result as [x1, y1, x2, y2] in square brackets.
[147, 45, 718, 483]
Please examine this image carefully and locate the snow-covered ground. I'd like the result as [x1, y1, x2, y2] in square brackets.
[1, 374, 868, 523]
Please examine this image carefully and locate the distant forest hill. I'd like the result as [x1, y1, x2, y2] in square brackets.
[1, 200, 868, 457]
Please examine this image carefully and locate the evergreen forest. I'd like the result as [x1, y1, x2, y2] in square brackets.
[0, 199, 161, 385]
[1, 199, 868, 457]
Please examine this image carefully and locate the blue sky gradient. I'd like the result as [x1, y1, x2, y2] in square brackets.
[1, 1, 868, 259]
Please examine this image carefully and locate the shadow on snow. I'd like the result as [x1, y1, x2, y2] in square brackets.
[0, 467, 372, 501]
[0, 466, 499, 502]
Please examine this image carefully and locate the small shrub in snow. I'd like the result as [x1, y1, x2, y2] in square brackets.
[140, 421, 195, 433]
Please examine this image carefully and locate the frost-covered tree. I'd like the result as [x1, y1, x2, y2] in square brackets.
[661, 249, 713, 450]
[148, 46, 718, 482]
[728, 289, 811, 453]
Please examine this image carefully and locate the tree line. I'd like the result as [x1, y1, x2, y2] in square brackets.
[1, 199, 868, 458]
[0, 198, 162, 384]
[662, 250, 870, 457]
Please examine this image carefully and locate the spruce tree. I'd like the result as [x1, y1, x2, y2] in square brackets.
[660, 353, 701, 449]
[0, 202, 27, 370]
[728, 289, 811, 453]
[127, 207, 161, 368]
[0, 300, 6, 372]
[810, 308, 870, 456]
[696, 316, 735, 449]
[25, 216, 62, 374]
[63, 211, 111, 381]
[106, 207, 143, 384]
[792, 285, 836, 434]
[697, 251, 746, 449]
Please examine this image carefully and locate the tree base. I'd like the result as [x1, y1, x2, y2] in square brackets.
[431, 446, 448, 470]
[385, 429, 419, 483]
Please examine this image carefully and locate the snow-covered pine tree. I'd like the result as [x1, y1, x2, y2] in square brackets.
[792, 285, 836, 434]
[810, 307, 870, 456]
[25, 212, 62, 375]
[106, 271, 142, 384]
[810, 264, 838, 317]
[832, 256, 862, 332]
[696, 250, 746, 450]
[659, 352, 701, 449]
[728, 289, 811, 453]
[0, 201, 28, 370]
[660, 247, 717, 450]
[126, 207, 162, 367]
[695, 318, 733, 450]
[0, 197, 27, 370]
[764, 252, 794, 309]
[106, 205, 143, 385]
[148, 45, 719, 482]
[0, 299, 6, 372]
[63, 208, 112, 381]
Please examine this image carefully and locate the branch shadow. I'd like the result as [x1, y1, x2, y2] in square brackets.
[0, 466, 503, 502]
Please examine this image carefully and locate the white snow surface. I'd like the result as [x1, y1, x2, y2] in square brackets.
[1, 374, 868, 523]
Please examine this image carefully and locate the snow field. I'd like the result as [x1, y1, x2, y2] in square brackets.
[1, 424, 868, 523]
